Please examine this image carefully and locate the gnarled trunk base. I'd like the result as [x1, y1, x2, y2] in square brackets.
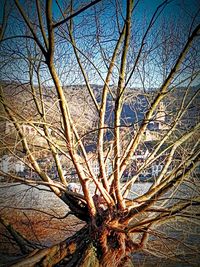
[11, 224, 135, 267]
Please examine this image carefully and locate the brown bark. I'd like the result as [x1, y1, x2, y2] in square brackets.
[10, 212, 137, 267]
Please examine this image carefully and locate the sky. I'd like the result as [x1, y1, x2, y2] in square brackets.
[51, 0, 200, 26]
[0, 0, 199, 87]
[1, 0, 199, 31]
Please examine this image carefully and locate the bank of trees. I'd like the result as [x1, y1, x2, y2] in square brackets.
[0, 0, 200, 266]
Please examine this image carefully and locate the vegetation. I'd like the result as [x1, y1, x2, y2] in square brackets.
[0, 0, 199, 266]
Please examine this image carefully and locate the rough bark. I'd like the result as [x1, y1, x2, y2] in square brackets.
[11, 223, 135, 267]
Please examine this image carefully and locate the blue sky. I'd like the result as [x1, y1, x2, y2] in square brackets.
[0, 0, 199, 87]
[51, 0, 200, 27]
[1, 0, 199, 34]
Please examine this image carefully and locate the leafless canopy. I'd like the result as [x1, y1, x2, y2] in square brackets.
[0, 0, 200, 266]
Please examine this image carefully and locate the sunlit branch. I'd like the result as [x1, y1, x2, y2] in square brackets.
[53, 0, 102, 28]
[29, 60, 67, 185]
[151, 124, 200, 187]
[123, 151, 200, 224]
[119, 22, 200, 178]
[127, 196, 200, 233]
[0, 94, 73, 161]
[110, 0, 133, 210]
[43, 1, 97, 218]
[98, 23, 126, 193]
[0, 87, 61, 196]
[0, 170, 66, 192]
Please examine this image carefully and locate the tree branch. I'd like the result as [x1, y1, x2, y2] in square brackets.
[53, 0, 102, 28]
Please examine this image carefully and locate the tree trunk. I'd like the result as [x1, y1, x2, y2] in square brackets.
[11, 222, 135, 267]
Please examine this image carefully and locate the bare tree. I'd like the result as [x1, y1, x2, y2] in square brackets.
[0, 0, 200, 266]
